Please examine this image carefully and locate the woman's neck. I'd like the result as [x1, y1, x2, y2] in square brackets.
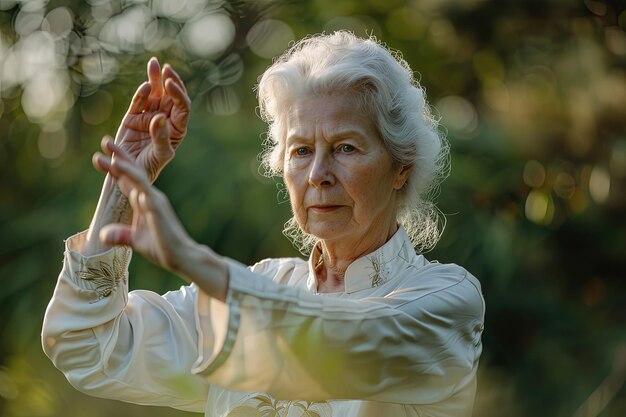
[315, 222, 398, 293]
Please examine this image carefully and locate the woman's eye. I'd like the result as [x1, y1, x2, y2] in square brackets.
[295, 147, 310, 156]
[339, 144, 355, 153]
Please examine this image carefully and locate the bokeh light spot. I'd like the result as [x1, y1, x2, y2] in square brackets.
[525, 189, 555, 225]
[246, 20, 294, 59]
[604, 27, 626, 56]
[152, 0, 207, 23]
[180, 13, 235, 58]
[41, 7, 73, 38]
[21, 72, 71, 122]
[38, 128, 67, 160]
[589, 166, 611, 204]
[80, 90, 113, 125]
[206, 86, 240, 116]
[0, 1, 17, 11]
[20, 0, 48, 12]
[15, 9, 44, 35]
[81, 51, 118, 84]
[554, 172, 576, 199]
[99, 5, 152, 53]
[482, 79, 510, 112]
[151, 0, 187, 20]
[206, 53, 244, 86]
[568, 188, 589, 213]
[523, 160, 546, 188]
[437, 95, 478, 135]
[143, 18, 178, 52]
[19, 30, 60, 80]
[90, 1, 115, 22]
[428, 19, 457, 53]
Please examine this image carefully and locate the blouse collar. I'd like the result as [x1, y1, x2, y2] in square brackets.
[306, 227, 424, 294]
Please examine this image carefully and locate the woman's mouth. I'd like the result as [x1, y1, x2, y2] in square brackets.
[308, 205, 342, 213]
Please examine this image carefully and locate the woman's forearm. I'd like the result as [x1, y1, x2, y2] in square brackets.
[83, 174, 132, 256]
[177, 242, 229, 302]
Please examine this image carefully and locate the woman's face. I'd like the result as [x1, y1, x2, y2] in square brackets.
[283, 94, 410, 247]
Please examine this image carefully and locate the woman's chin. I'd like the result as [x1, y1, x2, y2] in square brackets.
[305, 222, 351, 242]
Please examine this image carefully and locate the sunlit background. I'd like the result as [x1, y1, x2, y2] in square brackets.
[1, 0, 625, 416]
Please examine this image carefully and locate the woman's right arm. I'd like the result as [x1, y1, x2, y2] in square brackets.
[41, 59, 207, 409]
[42, 231, 210, 411]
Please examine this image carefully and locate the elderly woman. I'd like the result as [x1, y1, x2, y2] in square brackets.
[42, 32, 484, 417]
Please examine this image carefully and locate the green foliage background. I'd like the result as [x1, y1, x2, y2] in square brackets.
[1, 1, 625, 416]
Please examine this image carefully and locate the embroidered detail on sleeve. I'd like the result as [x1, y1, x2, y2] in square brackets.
[78, 250, 129, 300]
[227, 393, 332, 417]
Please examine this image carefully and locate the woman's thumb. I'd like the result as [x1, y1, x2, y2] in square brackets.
[150, 114, 174, 160]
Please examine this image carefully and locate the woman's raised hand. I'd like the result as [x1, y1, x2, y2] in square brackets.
[82, 58, 191, 257]
[114, 57, 191, 182]
[94, 118, 194, 273]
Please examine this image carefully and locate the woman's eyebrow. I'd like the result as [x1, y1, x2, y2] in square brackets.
[286, 128, 369, 145]
[328, 130, 367, 140]
[285, 133, 312, 145]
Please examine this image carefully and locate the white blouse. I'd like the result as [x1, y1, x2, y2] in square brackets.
[42, 227, 484, 417]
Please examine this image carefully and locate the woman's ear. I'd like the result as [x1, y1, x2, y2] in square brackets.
[393, 164, 414, 190]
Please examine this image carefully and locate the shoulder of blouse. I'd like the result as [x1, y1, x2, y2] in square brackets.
[390, 260, 485, 322]
[248, 257, 309, 285]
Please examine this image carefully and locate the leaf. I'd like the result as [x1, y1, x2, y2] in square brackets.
[292, 402, 307, 411]
[311, 402, 333, 417]
[252, 393, 273, 407]
[226, 405, 262, 417]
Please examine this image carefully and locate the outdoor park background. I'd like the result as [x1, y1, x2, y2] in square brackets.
[1, 0, 625, 416]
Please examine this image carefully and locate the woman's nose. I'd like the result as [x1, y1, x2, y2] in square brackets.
[308, 152, 335, 188]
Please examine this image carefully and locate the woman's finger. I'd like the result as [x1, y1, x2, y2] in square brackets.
[104, 138, 135, 163]
[100, 135, 113, 156]
[165, 78, 191, 114]
[92, 152, 110, 174]
[127, 82, 151, 114]
[128, 187, 141, 213]
[92, 152, 142, 199]
[108, 157, 152, 194]
[163, 64, 187, 94]
[147, 58, 163, 112]
[97, 143, 161, 206]
[147, 57, 163, 95]
[149, 113, 174, 161]
[100, 224, 133, 246]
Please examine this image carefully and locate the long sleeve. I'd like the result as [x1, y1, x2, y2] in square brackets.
[41, 231, 210, 412]
[192, 258, 485, 406]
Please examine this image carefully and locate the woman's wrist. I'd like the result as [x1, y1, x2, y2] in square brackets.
[83, 175, 132, 256]
[176, 240, 229, 302]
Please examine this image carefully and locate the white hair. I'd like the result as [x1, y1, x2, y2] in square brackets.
[256, 31, 449, 254]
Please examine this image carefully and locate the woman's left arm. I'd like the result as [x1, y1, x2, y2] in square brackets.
[192, 259, 485, 404]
